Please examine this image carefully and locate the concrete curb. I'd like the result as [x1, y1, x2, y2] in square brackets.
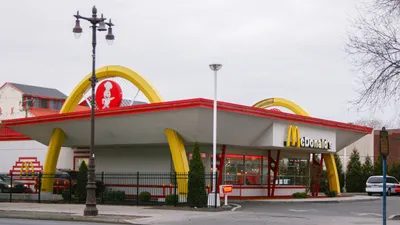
[0, 210, 144, 224]
[231, 196, 380, 204]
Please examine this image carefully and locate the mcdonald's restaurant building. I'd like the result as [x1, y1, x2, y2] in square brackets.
[0, 65, 372, 198]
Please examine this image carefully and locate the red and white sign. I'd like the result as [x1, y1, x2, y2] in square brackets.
[95, 80, 123, 109]
[219, 185, 233, 206]
[221, 185, 233, 194]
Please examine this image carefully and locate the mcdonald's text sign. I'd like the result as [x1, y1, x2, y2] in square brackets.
[284, 125, 332, 150]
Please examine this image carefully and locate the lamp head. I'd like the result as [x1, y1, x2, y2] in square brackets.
[72, 18, 82, 39]
[209, 64, 222, 71]
[98, 14, 107, 31]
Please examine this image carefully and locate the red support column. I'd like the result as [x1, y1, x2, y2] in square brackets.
[267, 150, 271, 197]
[271, 150, 281, 197]
[315, 153, 324, 196]
[311, 153, 324, 196]
[267, 150, 281, 197]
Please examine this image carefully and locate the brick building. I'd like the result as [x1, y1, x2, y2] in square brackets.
[373, 129, 400, 166]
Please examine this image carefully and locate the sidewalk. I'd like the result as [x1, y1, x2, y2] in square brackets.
[0, 195, 381, 224]
[0, 202, 229, 224]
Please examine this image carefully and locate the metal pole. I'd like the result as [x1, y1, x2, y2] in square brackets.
[382, 156, 387, 225]
[84, 7, 99, 216]
[212, 69, 217, 193]
[343, 147, 347, 192]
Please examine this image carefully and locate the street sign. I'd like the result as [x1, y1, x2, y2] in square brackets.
[219, 185, 233, 206]
[222, 185, 233, 194]
[379, 127, 389, 225]
[380, 127, 389, 157]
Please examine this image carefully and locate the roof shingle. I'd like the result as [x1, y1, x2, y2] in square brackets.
[9, 82, 67, 99]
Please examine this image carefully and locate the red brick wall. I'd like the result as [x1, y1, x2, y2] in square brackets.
[374, 129, 400, 167]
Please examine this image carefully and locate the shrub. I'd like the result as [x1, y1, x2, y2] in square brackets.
[76, 161, 88, 201]
[389, 163, 400, 181]
[103, 190, 126, 202]
[346, 148, 364, 192]
[166, 194, 178, 205]
[61, 190, 71, 201]
[187, 142, 207, 208]
[95, 180, 105, 197]
[334, 153, 345, 192]
[292, 192, 307, 198]
[139, 191, 151, 202]
[362, 155, 374, 184]
[324, 190, 337, 197]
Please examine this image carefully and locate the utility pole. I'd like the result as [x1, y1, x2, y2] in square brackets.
[19, 98, 34, 118]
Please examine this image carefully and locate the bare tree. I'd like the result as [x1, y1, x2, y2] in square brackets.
[353, 118, 388, 129]
[346, 0, 400, 110]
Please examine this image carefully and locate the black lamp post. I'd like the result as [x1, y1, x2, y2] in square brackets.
[72, 5, 115, 216]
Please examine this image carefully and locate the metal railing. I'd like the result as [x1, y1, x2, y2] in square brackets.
[0, 171, 218, 207]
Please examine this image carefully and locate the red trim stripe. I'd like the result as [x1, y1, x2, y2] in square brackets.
[2, 98, 372, 134]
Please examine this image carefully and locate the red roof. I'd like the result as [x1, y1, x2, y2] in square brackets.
[29, 106, 89, 117]
[2, 98, 373, 134]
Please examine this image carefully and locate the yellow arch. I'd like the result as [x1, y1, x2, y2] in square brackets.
[42, 65, 189, 192]
[253, 97, 340, 194]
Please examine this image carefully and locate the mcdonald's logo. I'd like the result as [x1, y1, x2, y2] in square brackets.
[285, 125, 301, 147]
[20, 161, 35, 178]
[284, 125, 332, 150]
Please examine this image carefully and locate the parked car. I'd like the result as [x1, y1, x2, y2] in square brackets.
[49, 169, 104, 196]
[365, 175, 398, 196]
[0, 174, 28, 193]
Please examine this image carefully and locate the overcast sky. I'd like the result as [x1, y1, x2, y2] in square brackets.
[0, 0, 394, 124]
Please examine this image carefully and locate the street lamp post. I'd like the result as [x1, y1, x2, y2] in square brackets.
[72, 6, 115, 216]
[208, 64, 222, 207]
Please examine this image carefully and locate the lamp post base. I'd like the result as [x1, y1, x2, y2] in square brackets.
[84, 204, 98, 216]
[207, 192, 220, 208]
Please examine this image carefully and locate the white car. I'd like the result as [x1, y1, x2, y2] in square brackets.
[365, 175, 399, 196]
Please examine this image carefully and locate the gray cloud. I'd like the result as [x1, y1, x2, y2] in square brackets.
[0, 0, 394, 124]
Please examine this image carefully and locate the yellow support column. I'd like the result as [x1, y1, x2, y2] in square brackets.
[253, 97, 341, 194]
[42, 128, 65, 192]
[41, 65, 189, 193]
[165, 128, 189, 195]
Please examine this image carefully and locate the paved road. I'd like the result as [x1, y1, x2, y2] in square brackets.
[1, 197, 399, 225]
[157, 197, 400, 225]
[0, 218, 120, 225]
[239, 195, 399, 219]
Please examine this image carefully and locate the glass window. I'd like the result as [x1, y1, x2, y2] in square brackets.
[367, 177, 382, 183]
[244, 156, 262, 185]
[0, 175, 10, 182]
[262, 156, 268, 185]
[49, 100, 55, 110]
[75, 158, 89, 171]
[55, 101, 63, 110]
[277, 158, 309, 185]
[26, 98, 33, 107]
[41, 99, 48, 108]
[224, 154, 244, 185]
[33, 98, 40, 108]
[387, 177, 398, 184]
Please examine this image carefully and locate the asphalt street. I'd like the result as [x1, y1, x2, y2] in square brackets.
[0, 218, 120, 225]
[161, 196, 400, 225]
[239, 195, 400, 218]
[1, 196, 400, 225]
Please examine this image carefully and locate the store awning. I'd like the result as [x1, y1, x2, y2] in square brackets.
[1, 98, 372, 151]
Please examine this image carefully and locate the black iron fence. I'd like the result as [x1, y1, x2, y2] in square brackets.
[0, 172, 219, 207]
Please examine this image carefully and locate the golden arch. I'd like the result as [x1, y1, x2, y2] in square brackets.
[253, 97, 341, 194]
[42, 65, 189, 192]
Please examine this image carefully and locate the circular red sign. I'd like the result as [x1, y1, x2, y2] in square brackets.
[95, 80, 123, 109]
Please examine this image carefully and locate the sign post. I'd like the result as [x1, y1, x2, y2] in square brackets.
[379, 127, 389, 225]
[220, 185, 233, 206]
